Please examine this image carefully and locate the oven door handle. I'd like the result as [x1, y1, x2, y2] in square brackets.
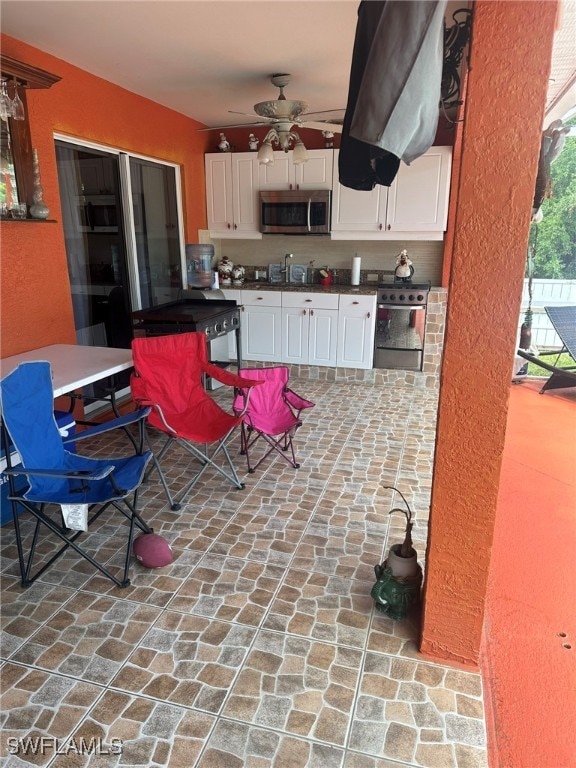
[307, 198, 311, 232]
[377, 303, 426, 310]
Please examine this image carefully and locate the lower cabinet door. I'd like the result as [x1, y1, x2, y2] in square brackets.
[241, 305, 282, 362]
[337, 308, 375, 369]
[309, 308, 338, 366]
[282, 307, 309, 365]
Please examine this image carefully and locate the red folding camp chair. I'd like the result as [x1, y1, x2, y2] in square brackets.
[131, 333, 259, 510]
[233, 366, 315, 473]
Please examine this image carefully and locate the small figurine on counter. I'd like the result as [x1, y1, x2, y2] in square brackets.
[394, 249, 414, 282]
[218, 133, 230, 152]
[231, 264, 245, 286]
[248, 133, 259, 151]
[217, 256, 234, 285]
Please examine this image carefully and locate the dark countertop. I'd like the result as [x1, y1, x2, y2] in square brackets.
[237, 281, 380, 295]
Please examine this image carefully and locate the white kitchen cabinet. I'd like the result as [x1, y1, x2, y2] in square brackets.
[79, 157, 116, 194]
[240, 290, 282, 362]
[259, 149, 333, 190]
[337, 294, 376, 369]
[205, 153, 262, 239]
[281, 292, 338, 366]
[331, 147, 452, 240]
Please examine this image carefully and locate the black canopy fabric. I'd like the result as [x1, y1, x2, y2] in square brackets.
[339, 0, 447, 190]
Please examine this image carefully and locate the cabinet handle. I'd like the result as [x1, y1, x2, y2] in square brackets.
[387, 224, 391, 231]
[305, 299, 312, 302]
[367, 311, 371, 318]
[310, 309, 314, 316]
[234, 223, 237, 230]
[302, 309, 307, 315]
[257, 296, 263, 300]
[378, 223, 382, 231]
[241, 306, 245, 311]
[289, 183, 293, 190]
[352, 301, 359, 305]
[227, 223, 231, 229]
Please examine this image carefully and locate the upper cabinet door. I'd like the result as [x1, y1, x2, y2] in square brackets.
[259, 149, 333, 190]
[205, 153, 262, 238]
[294, 149, 333, 190]
[386, 146, 452, 232]
[231, 153, 261, 234]
[259, 152, 293, 189]
[331, 179, 388, 232]
[205, 153, 233, 232]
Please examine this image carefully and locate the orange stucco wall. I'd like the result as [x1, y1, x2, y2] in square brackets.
[420, 1, 558, 666]
[0, 33, 210, 358]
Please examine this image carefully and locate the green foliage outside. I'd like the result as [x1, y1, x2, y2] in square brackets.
[528, 116, 576, 279]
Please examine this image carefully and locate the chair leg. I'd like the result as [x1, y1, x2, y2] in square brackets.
[242, 429, 301, 473]
[143, 432, 181, 511]
[9, 497, 150, 588]
[171, 429, 246, 506]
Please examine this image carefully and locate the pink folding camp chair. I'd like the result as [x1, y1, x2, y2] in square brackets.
[131, 333, 260, 510]
[233, 366, 315, 473]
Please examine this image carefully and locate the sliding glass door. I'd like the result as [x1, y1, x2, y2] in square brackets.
[129, 157, 183, 310]
[55, 138, 185, 353]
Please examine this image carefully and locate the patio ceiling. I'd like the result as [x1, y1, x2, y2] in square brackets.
[0, 0, 574, 131]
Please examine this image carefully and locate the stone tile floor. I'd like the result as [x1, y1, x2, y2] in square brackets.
[0, 378, 487, 767]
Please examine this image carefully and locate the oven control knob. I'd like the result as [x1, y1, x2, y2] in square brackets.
[381, 293, 388, 301]
[215, 323, 223, 334]
[389, 294, 395, 301]
[408, 294, 415, 301]
[204, 328, 210, 337]
[399, 294, 405, 301]
[417, 294, 424, 302]
[222, 319, 229, 330]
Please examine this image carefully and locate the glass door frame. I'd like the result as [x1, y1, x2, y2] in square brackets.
[53, 133, 187, 312]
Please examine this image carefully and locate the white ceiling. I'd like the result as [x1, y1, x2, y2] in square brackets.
[1, 0, 574, 130]
[0, 0, 360, 128]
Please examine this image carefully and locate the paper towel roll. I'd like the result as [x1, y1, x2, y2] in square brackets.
[351, 255, 361, 286]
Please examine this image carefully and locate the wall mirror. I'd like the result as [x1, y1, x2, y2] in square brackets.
[0, 54, 60, 218]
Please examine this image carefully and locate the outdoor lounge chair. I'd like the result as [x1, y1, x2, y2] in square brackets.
[517, 305, 576, 394]
[233, 366, 315, 473]
[130, 332, 260, 510]
[0, 361, 154, 588]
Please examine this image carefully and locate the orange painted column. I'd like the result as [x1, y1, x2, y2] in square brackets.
[420, 1, 558, 666]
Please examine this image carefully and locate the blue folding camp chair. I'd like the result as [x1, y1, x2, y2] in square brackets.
[0, 361, 154, 588]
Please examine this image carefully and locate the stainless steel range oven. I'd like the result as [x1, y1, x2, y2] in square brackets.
[374, 282, 430, 370]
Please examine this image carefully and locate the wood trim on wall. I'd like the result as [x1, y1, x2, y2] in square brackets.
[1, 54, 60, 207]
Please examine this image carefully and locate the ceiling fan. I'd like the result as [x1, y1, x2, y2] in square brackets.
[199, 73, 345, 163]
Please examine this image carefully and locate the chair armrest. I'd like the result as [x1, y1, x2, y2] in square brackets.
[3, 465, 114, 481]
[67, 407, 151, 444]
[203, 361, 262, 389]
[285, 388, 315, 413]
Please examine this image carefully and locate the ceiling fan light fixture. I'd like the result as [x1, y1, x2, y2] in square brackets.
[257, 132, 276, 164]
[291, 134, 308, 165]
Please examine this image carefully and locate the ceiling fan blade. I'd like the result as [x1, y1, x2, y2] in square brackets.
[301, 121, 344, 134]
[301, 109, 346, 118]
[228, 110, 272, 119]
[197, 121, 272, 132]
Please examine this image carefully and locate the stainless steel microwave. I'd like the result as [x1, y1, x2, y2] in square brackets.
[259, 190, 331, 235]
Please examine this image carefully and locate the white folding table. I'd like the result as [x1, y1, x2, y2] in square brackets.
[0, 344, 133, 397]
